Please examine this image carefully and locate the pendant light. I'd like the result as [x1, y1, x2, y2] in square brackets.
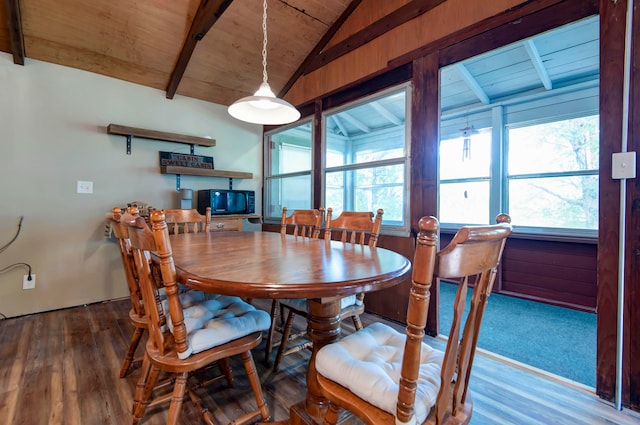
[228, 0, 300, 125]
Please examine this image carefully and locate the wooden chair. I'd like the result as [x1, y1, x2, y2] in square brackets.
[109, 207, 211, 377]
[316, 214, 512, 425]
[264, 207, 324, 366]
[109, 207, 148, 378]
[323, 208, 384, 330]
[122, 208, 271, 425]
[163, 207, 211, 234]
[109, 208, 235, 385]
[269, 208, 383, 371]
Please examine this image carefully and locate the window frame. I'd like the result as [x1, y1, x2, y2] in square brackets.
[321, 83, 412, 236]
[263, 117, 315, 222]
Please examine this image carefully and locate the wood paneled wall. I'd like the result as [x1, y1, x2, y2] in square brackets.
[499, 239, 597, 311]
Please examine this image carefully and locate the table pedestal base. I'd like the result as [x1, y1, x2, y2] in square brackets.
[288, 400, 360, 425]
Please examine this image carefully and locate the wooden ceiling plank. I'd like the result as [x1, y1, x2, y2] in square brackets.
[166, 0, 234, 99]
[4, 0, 25, 65]
[303, 0, 447, 76]
[279, 0, 363, 99]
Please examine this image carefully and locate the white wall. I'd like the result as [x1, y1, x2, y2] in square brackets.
[0, 52, 263, 318]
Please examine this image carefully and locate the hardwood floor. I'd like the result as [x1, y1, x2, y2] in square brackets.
[1, 298, 639, 425]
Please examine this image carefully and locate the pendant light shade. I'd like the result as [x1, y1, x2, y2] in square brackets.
[228, 82, 300, 125]
[228, 0, 300, 125]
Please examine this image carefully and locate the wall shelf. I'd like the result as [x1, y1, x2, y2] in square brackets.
[107, 123, 216, 154]
[107, 123, 251, 190]
[160, 166, 252, 179]
[160, 166, 253, 190]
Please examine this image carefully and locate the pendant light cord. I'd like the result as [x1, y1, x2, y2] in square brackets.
[261, 0, 269, 85]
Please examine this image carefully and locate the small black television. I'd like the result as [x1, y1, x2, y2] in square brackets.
[197, 189, 255, 215]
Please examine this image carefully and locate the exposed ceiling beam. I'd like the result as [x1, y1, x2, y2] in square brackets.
[455, 62, 490, 104]
[304, 0, 446, 75]
[4, 0, 25, 65]
[166, 0, 234, 99]
[279, 0, 363, 98]
[341, 111, 371, 133]
[330, 115, 350, 137]
[370, 101, 402, 126]
[523, 39, 552, 90]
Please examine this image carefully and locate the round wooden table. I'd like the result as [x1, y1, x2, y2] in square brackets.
[168, 231, 412, 424]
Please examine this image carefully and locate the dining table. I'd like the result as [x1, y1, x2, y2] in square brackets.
[167, 230, 412, 424]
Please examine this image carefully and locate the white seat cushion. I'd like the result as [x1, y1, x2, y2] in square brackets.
[163, 294, 271, 356]
[315, 322, 444, 424]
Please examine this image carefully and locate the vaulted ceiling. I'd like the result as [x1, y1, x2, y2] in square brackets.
[0, 0, 357, 107]
[0, 0, 599, 121]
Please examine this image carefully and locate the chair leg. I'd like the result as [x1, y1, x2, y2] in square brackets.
[273, 309, 296, 371]
[166, 372, 188, 425]
[352, 314, 363, 331]
[241, 351, 271, 422]
[265, 300, 280, 365]
[120, 326, 145, 378]
[218, 357, 234, 387]
[323, 402, 340, 425]
[133, 360, 160, 425]
[132, 353, 151, 414]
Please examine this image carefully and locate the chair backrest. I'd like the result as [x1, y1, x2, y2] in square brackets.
[109, 207, 145, 318]
[121, 207, 192, 359]
[163, 207, 211, 234]
[324, 208, 383, 247]
[280, 207, 324, 238]
[397, 214, 512, 424]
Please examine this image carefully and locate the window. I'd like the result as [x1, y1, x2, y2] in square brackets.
[439, 128, 492, 225]
[323, 85, 410, 231]
[440, 109, 599, 235]
[507, 116, 599, 230]
[438, 16, 599, 236]
[264, 120, 313, 220]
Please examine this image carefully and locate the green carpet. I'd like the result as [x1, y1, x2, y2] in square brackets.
[438, 282, 596, 388]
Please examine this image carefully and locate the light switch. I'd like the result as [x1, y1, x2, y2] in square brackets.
[612, 152, 636, 180]
[77, 180, 94, 194]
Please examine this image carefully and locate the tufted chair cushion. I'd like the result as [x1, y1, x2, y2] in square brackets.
[315, 322, 444, 424]
[163, 293, 271, 356]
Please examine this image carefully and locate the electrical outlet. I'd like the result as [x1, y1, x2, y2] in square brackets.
[23, 274, 36, 290]
[77, 180, 93, 194]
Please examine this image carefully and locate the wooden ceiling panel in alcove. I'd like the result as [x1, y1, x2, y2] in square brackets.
[179, 0, 353, 106]
[19, 0, 198, 90]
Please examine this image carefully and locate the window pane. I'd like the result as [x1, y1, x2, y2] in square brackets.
[325, 90, 406, 167]
[326, 164, 405, 223]
[508, 116, 599, 175]
[439, 181, 490, 224]
[439, 130, 492, 180]
[269, 123, 312, 174]
[325, 170, 344, 214]
[508, 175, 598, 229]
[266, 175, 311, 217]
[323, 86, 409, 229]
